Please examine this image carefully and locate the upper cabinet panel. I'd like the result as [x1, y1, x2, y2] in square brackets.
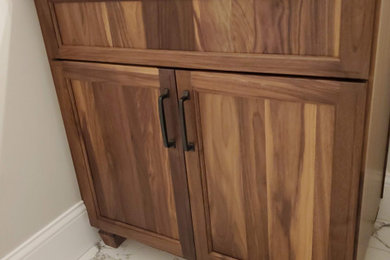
[54, 0, 341, 56]
[37, 0, 378, 78]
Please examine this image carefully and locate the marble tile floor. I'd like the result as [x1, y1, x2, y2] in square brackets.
[79, 224, 390, 260]
[79, 239, 184, 260]
[365, 221, 390, 260]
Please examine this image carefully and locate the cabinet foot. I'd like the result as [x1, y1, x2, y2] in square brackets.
[98, 230, 126, 248]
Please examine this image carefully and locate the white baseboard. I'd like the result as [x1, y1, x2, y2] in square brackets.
[1, 201, 100, 260]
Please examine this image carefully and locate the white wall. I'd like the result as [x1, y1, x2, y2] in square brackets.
[0, 0, 82, 257]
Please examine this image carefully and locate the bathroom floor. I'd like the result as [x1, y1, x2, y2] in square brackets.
[79, 239, 184, 260]
[79, 226, 390, 260]
[365, 222, 390, 260]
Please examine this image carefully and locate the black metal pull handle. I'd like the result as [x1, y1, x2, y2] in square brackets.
[159, 89, 175, 148]
[179, 91, 195, 151]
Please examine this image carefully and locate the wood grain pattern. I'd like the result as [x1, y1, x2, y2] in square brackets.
[54, 2, 113, 47]
[32, 1, 387, 259]
[312, 105, 335, 260]
[57, 46, 358, 79]
[51, 61, 196, 257]
[199, 93, 248, 259]
[34, 0, 377, 79]
[53, 0, 341, 56]
[60, 61, 160, 88]
[34, 0, 60, 58]
[175, 70, 209, 260]
[193, 0, 341, 56]
[264, 101, 332, 260]
[239, 97, 269, 260]
[178, 70, 366, 260]
[50, 62, 100, 227]
[71, 79, 179, 238]
[159, 69, 197, 260]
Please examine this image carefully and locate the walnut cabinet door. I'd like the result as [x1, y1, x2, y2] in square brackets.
[175, 71, 367, 260]
[52, 61, 195, 259]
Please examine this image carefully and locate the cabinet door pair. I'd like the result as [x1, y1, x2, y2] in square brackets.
[53, 61, 366, 260]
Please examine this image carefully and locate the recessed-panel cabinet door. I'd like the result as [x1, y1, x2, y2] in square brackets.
[176, 71, 366, 260]
[52, 62, 195, 258]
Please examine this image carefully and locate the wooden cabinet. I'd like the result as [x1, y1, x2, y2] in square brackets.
[176, 71, 366, 260]
[35, 0, 390, 259]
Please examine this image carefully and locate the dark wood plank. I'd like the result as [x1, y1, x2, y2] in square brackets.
[175, 70, 211, 259]
[60, 61, 161, 88]
[198, 93, 248, 259]
[238, 98, 269, 260]
[312, 105, 335, 260]
[54, 2, 113, 47]
[189, 71, 344, 104]
[58, 47, 355, 78]
[338, 0, 377, 81]
[264, 101, 317, 260]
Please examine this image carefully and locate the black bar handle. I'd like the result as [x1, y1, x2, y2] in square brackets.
[158, 89, 175, 148]
[179, 91, 195, 151]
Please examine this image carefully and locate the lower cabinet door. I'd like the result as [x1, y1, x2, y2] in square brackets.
[175, 71, 367, 260]
[52, 61, 195, 258]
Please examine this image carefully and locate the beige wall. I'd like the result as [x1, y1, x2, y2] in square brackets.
[0, 0, 81, 257]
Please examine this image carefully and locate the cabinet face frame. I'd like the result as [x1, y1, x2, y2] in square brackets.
[50, 61, 196, 259]
[175, 70, 367, 260]
[35, 0, 378, 79]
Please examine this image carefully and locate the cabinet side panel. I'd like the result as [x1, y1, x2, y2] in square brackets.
[357, 0, 390, 259]
[34, 0, 60, 58]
